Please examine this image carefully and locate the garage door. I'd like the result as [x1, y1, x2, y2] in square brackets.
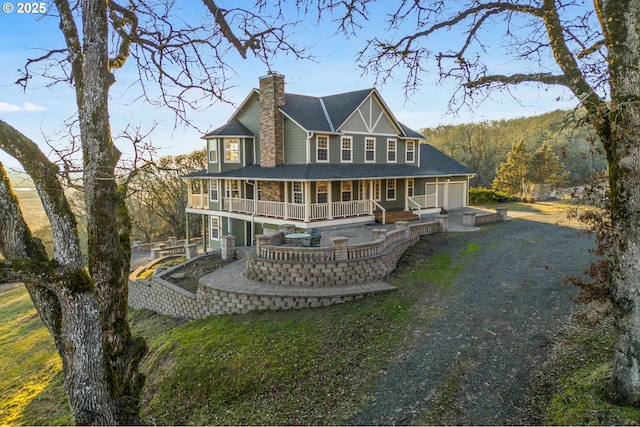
[437, 181, 467, 209]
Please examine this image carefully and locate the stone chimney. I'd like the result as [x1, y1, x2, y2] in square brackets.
[259, 72, 285, 167]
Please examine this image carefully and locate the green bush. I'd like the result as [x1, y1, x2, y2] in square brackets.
[469, 187, 519, 205]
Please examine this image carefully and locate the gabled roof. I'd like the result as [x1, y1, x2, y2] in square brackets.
[184, 144, 472, 181]
[202, 120, 254, 138]
[223, 85, 423, 139]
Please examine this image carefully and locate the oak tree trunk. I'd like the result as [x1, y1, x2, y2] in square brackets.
[599, 0, 640, 404]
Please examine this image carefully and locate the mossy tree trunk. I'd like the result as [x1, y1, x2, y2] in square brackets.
[596, 0, 640, 405]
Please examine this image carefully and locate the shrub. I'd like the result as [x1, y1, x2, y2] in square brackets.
[469, 187, 519, 205]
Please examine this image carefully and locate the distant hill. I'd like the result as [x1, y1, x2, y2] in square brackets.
[421, 109, 607, 188]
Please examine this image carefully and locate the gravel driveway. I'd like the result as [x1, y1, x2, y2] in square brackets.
[349, 210, 594, 425]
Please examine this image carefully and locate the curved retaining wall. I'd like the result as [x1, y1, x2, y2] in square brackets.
[244, 237, 418, 287]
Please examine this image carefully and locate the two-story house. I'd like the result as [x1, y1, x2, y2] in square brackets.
[185, 73, 473, 249]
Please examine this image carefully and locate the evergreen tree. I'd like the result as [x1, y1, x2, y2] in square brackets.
[492, 140, 530, 197]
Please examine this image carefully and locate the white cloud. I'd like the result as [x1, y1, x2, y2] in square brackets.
[0, 101, 47, 113]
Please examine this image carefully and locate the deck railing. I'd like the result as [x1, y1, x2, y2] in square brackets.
[188, 194, 208, 209]
[408, 194, 437, 210]
[220, 197, 372, 221]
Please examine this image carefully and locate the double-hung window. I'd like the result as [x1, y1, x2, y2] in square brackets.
[293, 182, 303, 204]
[208, 139, 218, 163]
[341, 181, 352, 202]
[407, 178, 414, 197]
[317, 135, 329, 162]
[387, 139, 397, 163]
[341, 137, 352, 163]
[365, 138, 376, 163]
[387, 179, 396, 200]
[209, 180, 219, 202]
[210, 216, 220, 240]
[406, 141, 415, 163]
[224, 139, 240, 163]
[316, 183, 328, 204]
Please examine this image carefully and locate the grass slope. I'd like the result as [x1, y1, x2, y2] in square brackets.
[2, 202, 640, 425]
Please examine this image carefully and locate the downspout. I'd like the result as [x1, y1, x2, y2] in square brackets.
[306, 132, 313, 164]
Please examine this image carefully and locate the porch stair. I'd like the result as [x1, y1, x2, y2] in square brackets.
[375, 209, 420, 224]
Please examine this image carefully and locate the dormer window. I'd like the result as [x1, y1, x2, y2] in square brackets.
[317, 135, 329, 162]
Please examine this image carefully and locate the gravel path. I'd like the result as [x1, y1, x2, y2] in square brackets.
[349, 212, 594, 425]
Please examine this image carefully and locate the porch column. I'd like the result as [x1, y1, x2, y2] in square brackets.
[304, 181, 311, 222]
[404, 178, 409, 211]
[185, 212, 190, 243]
[284, 181, 289, 220]
[369, 179, 374, 214]
[328, 181, 334, 220]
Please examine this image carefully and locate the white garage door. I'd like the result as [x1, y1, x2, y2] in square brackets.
[437, 181, 467, 209]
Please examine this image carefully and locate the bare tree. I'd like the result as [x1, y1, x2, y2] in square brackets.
[1, 0, 306, 423]
[355, 0, 640, 405]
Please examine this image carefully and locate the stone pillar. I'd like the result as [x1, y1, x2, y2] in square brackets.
[463, 212, 477, 227]
[185, 244, 198, 259]
[331, 237, 349, 261]
[221, 235, 236, 261]
[435, 214, 449, 232]
[168, 236, 177, 246]
[496, 207, 509, 221]
[372, 228, 387, 241]
[395, 220, 411, 238]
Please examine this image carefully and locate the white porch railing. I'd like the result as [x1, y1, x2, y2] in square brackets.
[408, 194, 438, 210]
[188, 194, 208, 209]
[221, 197, 373, 221]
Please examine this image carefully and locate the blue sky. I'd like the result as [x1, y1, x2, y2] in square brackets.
[0, 1, 578, 171]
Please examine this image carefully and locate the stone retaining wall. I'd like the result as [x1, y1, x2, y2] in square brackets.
[245, 237, 418, 287]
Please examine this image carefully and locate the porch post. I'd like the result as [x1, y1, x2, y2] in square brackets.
[328, 181, 334, 220]
[185, 212, 190, 242]
[284, 181, 289, 220]
[369, 179, 374, 214]
[304, 181, 311, 222]
[404, 178, 409, 211]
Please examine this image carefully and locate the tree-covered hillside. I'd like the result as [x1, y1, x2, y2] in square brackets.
[421, 110, 607, 188]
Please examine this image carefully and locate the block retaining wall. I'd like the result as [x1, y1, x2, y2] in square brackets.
[244, 237, 418, 287]
[129, 237, 418, 319]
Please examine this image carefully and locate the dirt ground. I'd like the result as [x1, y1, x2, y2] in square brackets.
[162, 253, 235, 293]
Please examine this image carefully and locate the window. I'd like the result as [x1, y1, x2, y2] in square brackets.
[317, 182, 328, 204]
[341, 137, 352, 162]
[209, 180, 219, 201]
[208, 139, 218, 163]
[387, 139, 397, 163]
[224, 139, 240, 163]
[365, 138, 376, 163]
[407, 179, 414, 197]
[293, 182, 303, 204]
[387, 179, 396, 200]
[341, 181, 352, 201]
[406, 141, 415, 163]
[227, 180, 240, 198]
[210, 216, 220, 240]
[374, 180, 381, 201]
[316, 135, 329, 162]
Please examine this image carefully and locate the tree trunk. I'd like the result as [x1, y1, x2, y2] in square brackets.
[600, 0, 640, 405]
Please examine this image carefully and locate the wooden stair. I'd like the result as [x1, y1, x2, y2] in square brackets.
[375, 209, 420, 224]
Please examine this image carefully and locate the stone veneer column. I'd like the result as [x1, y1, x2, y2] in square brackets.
[463, 212, 477, 227]
[259, 73, 285, 167]
[220, 235, 236, 261]
[496, 206, 509, 221]
[435, 214, 449, 232]
[331, 237, 349, 260]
